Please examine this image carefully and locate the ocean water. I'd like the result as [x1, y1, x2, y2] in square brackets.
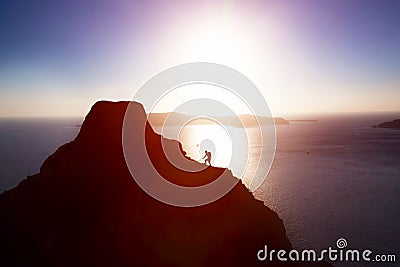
[0, 113, 399, 266]
[255, 114, 400, 267]
[0, 118, 81, 191]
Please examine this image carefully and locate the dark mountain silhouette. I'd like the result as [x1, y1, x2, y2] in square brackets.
[0, 101, 331, 267]
[374, 119, 400, 129]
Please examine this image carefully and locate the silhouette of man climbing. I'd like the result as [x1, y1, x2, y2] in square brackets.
[202, 150, 212, 166]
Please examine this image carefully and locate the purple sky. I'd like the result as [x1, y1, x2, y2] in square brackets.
[0, 0, 399, 116]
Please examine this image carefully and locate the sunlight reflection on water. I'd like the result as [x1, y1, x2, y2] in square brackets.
[155, 124, 263, 187]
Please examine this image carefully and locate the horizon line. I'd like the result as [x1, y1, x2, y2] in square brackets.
[1, 110, 399, 119]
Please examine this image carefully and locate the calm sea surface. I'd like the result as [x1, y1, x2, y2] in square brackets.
[0, 113, 399, 266]
[0, 118, 81, 191]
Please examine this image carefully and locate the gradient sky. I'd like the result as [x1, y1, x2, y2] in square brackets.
[0, 0, 399, 117]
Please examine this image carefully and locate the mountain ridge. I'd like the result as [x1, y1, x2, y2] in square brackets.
[0, 101, 331, 267]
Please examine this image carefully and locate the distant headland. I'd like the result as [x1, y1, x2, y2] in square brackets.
[374, 119, 400, 129]
[148, 112, 290, 127]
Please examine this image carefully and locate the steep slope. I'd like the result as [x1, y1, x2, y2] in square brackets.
[0, 101, 331, 267]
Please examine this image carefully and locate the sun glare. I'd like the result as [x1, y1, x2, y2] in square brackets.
[178, 120, 232, 168]
[160, 6, 277, 73]
[153, 7, 297, 116]
[151, 83, 253, 115]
